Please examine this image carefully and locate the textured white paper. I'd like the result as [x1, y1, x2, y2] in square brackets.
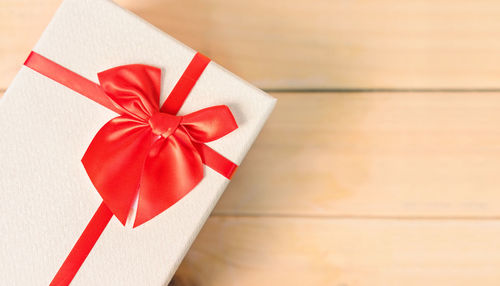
[0, 0, 276, 285]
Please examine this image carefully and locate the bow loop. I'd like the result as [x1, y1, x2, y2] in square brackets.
[181, 105, 238, 142]
[98, 64, 162, 120]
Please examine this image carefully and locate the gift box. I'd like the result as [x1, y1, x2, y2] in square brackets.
[0, 0, 276, 285]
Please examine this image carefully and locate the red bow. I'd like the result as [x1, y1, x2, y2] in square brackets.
[81, 64, 237, 227]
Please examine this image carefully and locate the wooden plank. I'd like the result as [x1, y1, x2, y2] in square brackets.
[174, 216, 500, 286]
[3, 90, 500, 218]
[4, 0, 500, 89]
[214, 92, 500, 218]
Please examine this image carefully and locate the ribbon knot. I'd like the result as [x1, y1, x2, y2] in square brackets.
[148, 112, 181, 138]
[81, 63, 238, 227]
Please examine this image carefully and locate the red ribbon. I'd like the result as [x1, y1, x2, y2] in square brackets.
[24, 51, 238, 285]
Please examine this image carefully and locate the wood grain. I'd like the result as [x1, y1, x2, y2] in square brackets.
[174, 216, 500, 286]
[215, 92, 500, 218]
[4, 0, 500, 89]
[3, 88, 500, 217]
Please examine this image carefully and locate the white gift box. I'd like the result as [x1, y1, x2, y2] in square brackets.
[0, 0, 276, 285]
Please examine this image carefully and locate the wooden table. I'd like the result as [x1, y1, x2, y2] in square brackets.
[3, 1, 500, 285]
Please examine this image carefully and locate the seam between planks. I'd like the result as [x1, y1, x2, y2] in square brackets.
[3, 88, 500, 94]
[264, 88, 500, 93]
[4, 88, 500, 94]
[210, 212, 500, 221]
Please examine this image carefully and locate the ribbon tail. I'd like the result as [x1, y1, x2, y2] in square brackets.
[134, 129, 203, 227]
[82, 116, 154, 225]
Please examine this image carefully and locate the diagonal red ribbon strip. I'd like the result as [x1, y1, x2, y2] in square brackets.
[161, 52, 210, 114]
[50, 203, 112, 286]
[24, 52, 122, 114]
[24, 51, 237, 285]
